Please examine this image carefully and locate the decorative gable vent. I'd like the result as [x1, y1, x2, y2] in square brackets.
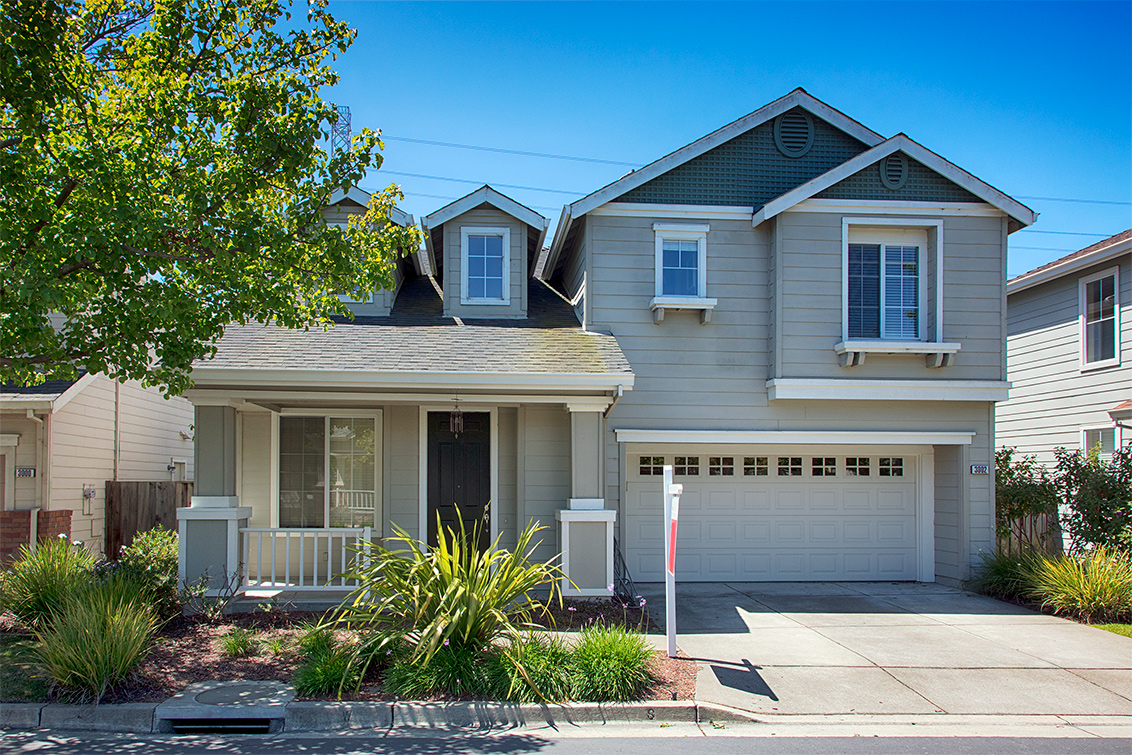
[880, 153, 908, 190]
[773, 111, 814, 158]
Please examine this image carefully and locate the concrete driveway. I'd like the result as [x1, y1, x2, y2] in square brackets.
[637, 581, 1132, 717]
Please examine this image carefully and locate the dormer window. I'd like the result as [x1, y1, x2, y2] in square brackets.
[461, 227, 510, 305]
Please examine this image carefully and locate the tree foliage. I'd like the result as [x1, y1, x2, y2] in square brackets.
[1055, 445, 1132, 555]
[995, 447, 1059, 553]
[1, 0, 419, 395]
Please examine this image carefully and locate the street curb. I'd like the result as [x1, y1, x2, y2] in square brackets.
[1, 699, 739, 732]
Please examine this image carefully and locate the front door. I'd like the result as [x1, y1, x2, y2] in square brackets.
[427, 411, 491, 550]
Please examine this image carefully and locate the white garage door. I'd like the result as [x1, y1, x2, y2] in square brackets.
[624, 451, 918, 581]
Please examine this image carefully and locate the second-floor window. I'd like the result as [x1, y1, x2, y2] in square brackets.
[461, 227, 510, 304]
[1080, 267, 1119, 369]
[653, 224, 708, 300]
[848, 243, 921, 339]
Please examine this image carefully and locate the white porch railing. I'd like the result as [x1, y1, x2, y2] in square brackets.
[240, 527, 372, 592]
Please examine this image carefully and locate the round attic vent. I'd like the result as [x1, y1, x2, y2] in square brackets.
[773, 111, 814, 158]
[880, 153, 908, 190]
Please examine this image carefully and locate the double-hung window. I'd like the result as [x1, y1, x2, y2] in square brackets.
[650, 223, 716, 323]
[279, 415, 379, 529]
[461, 227, 510, 305]
[1080, 267, 1120, 369]
[847, 227, 927, 340]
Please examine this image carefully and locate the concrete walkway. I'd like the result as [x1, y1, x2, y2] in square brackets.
[637, 581, 1132, 719]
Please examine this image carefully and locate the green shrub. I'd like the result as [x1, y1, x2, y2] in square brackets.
[1055, 446, 1132, 554]
[1027, 546, 1132, 623]
[330, 513, 566, 688]
[995, 448, 1059, 554]
[499, 633, 572, 703]
[970, 549, 1043, 600]
[292, 644, 360, 697]
[261, 636, 290, 655]
[569, 623, 654, 702]
[383, 644, 506, 700]
[96, 527, 181, 621]
[296, 625, 336, 659]
[35, 576, 157, 702]
[1, 536, 94, 631]
[218, 627, 259, 658]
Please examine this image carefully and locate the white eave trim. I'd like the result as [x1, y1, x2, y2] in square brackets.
[792, 198, 1004, 217]
[766, 378, 1010, 402]
[536, 205, 573, 280]
[327, 186, 411, 227]
[0, 371, 98, 414]
[188, 368, 635, 392]
[1007, 237, 1132, 294]
[615, 428, 975, 446]
[423, 185, 547, 230]
[567, 89, 883, 220]
[751, 134, 1036, 229]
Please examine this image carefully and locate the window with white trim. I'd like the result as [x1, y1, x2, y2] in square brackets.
[847, 227, 927, 340]
[1082, 426, 1117, 458]
[654, 224, 708, 299]
[1080, 267, 1120, 369]
[279, 416, 378, 528]
[461, 227, 510, 304]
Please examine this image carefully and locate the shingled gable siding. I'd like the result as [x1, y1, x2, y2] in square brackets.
[615, 109, 869, 207]
[322, 203, 401, 316]
[815, 155, 983, 203]
[775, 211, 1010, 381]
[442, 206, 528, 319]
[997, 256, 1132, 466]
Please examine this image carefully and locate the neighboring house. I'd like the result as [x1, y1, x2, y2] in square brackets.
[997, 230, 1131, 466]
[180, 88, 1036, 593]
[0, 372, 195, 561]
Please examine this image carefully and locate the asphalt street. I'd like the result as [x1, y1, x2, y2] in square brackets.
[1, 730, 1130, 755]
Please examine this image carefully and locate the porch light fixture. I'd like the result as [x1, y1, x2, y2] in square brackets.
[450, 394, 463, 437]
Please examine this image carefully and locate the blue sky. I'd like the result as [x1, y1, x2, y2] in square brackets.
[326, 1, 1131, 277]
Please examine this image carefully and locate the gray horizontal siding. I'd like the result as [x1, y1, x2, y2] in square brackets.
[442, 207, 528, 319]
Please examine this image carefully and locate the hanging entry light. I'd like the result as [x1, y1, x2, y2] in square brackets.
[449, 393, 463, 437]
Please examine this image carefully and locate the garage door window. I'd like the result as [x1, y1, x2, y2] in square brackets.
[743, 457, 769, 476]
[778, 457, 803, 476]
[812, 457, 837, 476]
[639, 456, 665, 475]
[845, 457, 870, 476]
[708, 457, 735, 476]
[879, 457, 904, 477]
[674, 456, 700, 476]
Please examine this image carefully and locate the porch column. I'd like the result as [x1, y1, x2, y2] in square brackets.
[558, 404, 615, 597]
[178, 403, 250, 595]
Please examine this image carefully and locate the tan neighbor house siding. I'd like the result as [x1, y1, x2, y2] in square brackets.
[997, 255, 1132, 466]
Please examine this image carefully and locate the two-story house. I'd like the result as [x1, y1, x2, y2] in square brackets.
[178, 89, 1035, 594]
[997, 230, 1131, 465]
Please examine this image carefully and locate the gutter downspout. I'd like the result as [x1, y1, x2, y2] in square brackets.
[604, 385, 625, 419]
[26, 410, 44, 552]
[114, 381, 121, 482]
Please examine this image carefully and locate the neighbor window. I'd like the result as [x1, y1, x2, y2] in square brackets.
[1080, 267, 1120, 369]
[461, 227, 510, 304]
[654, 224, 708, 299]
[279, 416, 378, 529]
[1083, 427, 1117, 458]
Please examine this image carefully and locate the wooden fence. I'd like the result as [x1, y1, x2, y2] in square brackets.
[105, 481, 193, 558]
[998, 512, 1063, 557]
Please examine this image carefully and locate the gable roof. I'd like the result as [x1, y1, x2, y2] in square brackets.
[422, 185, 548, 231]
[327, 186, 413, 228]
[0, 371, 96, 412]
[752, 134, 1037, 230]
[568, 88, 883, 219]
[1008, 229, 1132, 294]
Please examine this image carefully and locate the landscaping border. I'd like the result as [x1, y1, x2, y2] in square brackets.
[0, 699, 759, 733]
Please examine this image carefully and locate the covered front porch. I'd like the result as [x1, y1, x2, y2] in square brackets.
[178, 389, 629, 599]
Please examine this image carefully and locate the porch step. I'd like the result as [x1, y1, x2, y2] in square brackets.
[227, 590, 347, 615]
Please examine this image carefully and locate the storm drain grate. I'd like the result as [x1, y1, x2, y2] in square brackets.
[168, 717, 276, 735]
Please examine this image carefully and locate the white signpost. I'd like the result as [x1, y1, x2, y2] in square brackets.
[662, 465, 682, 658]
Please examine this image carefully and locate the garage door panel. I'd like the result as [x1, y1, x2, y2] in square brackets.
[742, 522, 771, 542]
[774, 490, 804, 511]
[809, 522, 838, 542]
[809, 490, 839, 510]
[843, 521, 872, 542]
[843, 490, 873, 510]
[707, 522, 737, 543]
[743, 490, 771, 510]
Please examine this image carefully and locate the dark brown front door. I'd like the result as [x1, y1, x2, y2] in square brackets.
[427, 411, 490, 551]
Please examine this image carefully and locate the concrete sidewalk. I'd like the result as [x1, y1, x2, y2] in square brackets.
[638, 581, 1132, 720]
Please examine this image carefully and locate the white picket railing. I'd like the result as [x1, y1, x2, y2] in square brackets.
[240, 527, 372, 592]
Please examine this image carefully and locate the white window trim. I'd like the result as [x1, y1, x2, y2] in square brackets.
[651, 223, 717, 323]
[277, 410, 383, 530]
[1078, 265, 1121, 372]
[461, 226, 511, 306]
[0, 441, 16, 511]
[1081, 424, 1118, 458]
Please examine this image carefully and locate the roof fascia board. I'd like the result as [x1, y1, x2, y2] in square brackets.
[568, 89, 885, 219]
[792, 198, 1002, 216]
[0, 398, 55, 411]
[189, 368, 635, 391]
[753, 135, 1036, 228]
[538, 205, 573, 280]
[1008, 239, 1132, 294]
[326, 186, 411, 227]
[614, 428, 975, 445]
[184, 389, 621, 409]
[418, 219, 437, 276]
[50, 371, 99, 413]
[424, 186, 546, 230]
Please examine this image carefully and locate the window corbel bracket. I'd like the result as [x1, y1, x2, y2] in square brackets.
[839, 351, 866, 368]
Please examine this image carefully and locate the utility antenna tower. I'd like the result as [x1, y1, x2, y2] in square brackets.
[331, 104, 351, 153]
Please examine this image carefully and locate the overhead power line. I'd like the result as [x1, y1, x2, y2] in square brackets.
[1016, 195, 1131, 206]
[384, 135, 640, 167]
[1017, 230, 1111, 237]
[380, 170, 583, 196]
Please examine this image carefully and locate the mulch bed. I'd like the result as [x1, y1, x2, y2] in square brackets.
[2, 597, 697, 704]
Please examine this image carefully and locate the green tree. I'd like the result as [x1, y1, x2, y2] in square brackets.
[1, 0, 419, 395]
